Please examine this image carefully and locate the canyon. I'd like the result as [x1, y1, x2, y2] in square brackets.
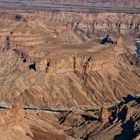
[0, 1, 139, 140]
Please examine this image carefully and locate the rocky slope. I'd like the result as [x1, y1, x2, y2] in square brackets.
[0, 10, 139, 139]
[0, 11, 140, 37]
[0, 95, 139, 140]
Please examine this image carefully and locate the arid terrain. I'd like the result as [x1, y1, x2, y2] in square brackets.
[0, 1, 140, 140]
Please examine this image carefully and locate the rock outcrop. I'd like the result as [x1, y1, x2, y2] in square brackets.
[98, 106, 109, 122]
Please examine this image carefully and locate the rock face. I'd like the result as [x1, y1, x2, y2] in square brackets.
[0, 95, 139, 140]
[0, 11, 139, 37]
[0, 8, 139, 140]
[98, 106, 109, 122]
[0, 10, 139, 110]
[0, 103, 68, 140]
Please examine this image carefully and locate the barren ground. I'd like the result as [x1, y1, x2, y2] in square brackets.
[0, 2, 139, 140]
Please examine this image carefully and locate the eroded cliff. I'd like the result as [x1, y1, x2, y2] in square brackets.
[0, 10, 139, 140]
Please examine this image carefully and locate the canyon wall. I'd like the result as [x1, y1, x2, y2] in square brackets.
[0, 6, 140, 140]
[0, 10, 139, 109]
[0, 11, 139, 37]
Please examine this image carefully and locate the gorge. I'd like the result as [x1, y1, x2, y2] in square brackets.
[0, 1, 139, 140]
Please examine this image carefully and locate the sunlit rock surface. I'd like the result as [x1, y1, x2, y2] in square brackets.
[0, 6, 139, 140]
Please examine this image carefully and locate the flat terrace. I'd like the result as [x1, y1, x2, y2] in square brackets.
[0, 2, 139, 14]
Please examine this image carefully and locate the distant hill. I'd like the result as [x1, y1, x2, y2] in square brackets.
[24, 0, 140, 7]
[0, 0, 139, 8]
